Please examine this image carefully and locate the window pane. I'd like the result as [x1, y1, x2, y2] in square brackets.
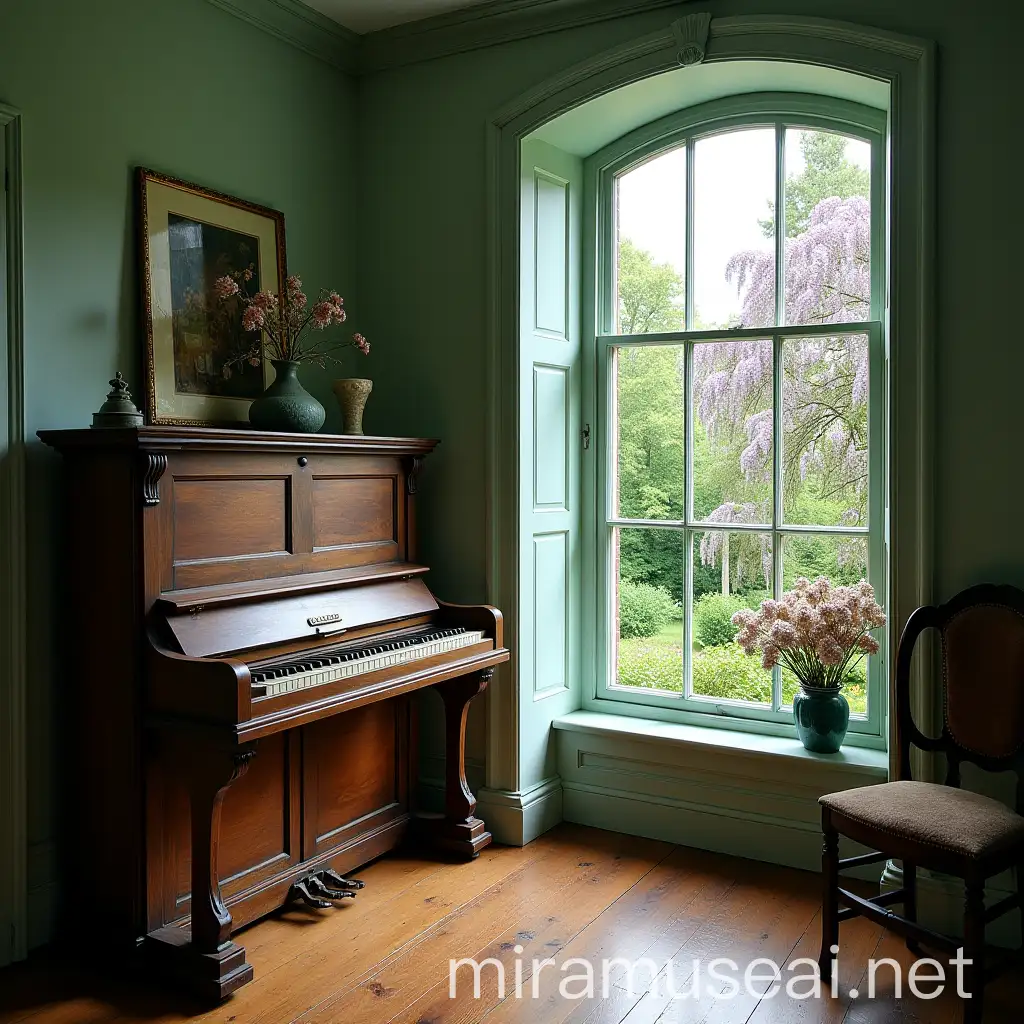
[612, 345, 684, 520]
[780, 534, 869, 715]
[691, 530, 773, 705]
[692, 338, 773, 523]
[615, 147, 686, 334]
[694, 128, 776, 330]
[782, 334, 869, 527]
[613, 527, 684, 692]
[783, 129, 872, 326]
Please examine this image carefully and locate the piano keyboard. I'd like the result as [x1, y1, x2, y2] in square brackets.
[250, 627, 486, 697]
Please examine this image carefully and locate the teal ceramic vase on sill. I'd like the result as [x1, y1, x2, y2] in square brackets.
[792, 684, 850, 753]
[248, 359, 325, 433]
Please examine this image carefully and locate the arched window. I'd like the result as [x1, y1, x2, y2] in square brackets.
[587, 94, 887, 742]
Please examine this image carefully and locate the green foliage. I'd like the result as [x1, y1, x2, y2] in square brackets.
[617, 239, 685, 334]
[761, 131, 871, 238]
[693, 591, 769, 648]
[692, 645, 772, 703]
[616, 637, 868, 714]
[616, 638, 682, 691]
[618, 580, 678, 639]
[615, 345, 684, 521]
[693, 593, 747, 648]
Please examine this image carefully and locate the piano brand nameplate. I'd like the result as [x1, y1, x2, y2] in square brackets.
[165, 578, 439, 658]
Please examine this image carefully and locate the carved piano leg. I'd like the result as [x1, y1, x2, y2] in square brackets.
[432, 668, 494, 859]
[143, 741, 256, 1002]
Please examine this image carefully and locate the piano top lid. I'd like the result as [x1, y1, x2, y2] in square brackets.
[38, 424, 440, 457]
[156, 562, 431, 613]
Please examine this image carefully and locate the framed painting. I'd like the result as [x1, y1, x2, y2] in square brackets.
[138, 168, 286, 425]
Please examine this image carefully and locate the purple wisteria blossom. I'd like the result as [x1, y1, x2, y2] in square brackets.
[695, 195, 871, 566]
[699, 502, 772, 590]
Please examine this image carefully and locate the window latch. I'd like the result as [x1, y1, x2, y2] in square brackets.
[581, 423, 591, 450]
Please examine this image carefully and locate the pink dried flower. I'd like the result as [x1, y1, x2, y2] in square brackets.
[286, 274, 303, 294]
[243, 267, 254, 282]
[214, 276, 240, 299]
[815, 637, 845, 666]
[769, 620, 798, 647]
[857, 634, 880, 655]
[354, 332, 370, 355]
[252, 290, 277, 311]
[311, 301, 333, 328]
[730, 575, 884, 689]
[241, 305, 265, 332]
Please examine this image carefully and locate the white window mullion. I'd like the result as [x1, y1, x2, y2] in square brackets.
[774, 123, 786, 327]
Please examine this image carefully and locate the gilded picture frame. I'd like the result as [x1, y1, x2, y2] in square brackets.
[138, 168, 287, 425]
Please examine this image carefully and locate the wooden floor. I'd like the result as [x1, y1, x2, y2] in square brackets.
[1, 825, 1020, 1024]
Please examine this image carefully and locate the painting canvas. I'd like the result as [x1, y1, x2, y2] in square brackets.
[139, 169, 286, 424]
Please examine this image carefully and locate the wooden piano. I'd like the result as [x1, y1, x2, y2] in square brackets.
[39, 426, 508, 1000]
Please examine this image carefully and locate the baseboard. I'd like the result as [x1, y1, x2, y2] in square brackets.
[882, 861, 1020, 950]
[477, 776, 563, 846]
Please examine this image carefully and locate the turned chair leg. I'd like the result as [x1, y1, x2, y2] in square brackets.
[962, 878, 986, 1024]
[904, 862, 921, 955]
[819, 814, 840, 982]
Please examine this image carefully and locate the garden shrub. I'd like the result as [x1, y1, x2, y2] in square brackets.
[692, 593, 747, 648]
[619, 580, 677, 638]
[691, 644, 772, 703]
[617, 639, 682, 690]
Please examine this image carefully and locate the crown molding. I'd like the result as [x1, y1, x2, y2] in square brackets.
[358, 0, 692, 74]
[206, 0, 696, 76]
[205, 0, 359, 73]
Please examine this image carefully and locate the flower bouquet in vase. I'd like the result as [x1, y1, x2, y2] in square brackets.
[731, 577, 886, 753]
[215, 272, 369, 433]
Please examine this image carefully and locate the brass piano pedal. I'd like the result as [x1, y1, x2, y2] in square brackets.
[307, 875, 357, 903]
[291, 879, 334, 910]
[321, 868, 365, 891]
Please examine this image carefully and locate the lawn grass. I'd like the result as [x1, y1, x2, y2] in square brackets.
[617, 632, 868, 716]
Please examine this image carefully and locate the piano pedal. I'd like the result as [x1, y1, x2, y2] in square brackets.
[291, 879, 334, 910]
[321, 868, 365, 891]
[307, 875, 357, 903]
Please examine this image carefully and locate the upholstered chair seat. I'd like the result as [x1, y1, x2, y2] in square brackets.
[821, 779, 1024, 861]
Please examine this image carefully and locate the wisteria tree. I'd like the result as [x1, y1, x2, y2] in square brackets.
[695, 133, 872, 589]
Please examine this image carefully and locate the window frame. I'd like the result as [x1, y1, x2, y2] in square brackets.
[581, 93, 889, 747]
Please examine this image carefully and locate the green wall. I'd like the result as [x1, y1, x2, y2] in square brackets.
[355, 0, 1023, 604]
[0, 0, 355, 940]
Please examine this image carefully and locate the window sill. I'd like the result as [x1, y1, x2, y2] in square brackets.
[552, 710, 888, 779]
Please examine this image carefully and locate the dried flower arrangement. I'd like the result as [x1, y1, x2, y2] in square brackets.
[731, 576, 885, 690]
[214, 270, 369, 377]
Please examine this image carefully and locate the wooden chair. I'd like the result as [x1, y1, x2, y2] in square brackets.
[818, 584, 1024, 1023]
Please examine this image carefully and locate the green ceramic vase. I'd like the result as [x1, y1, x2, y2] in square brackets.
[792, 685, 850, 753]
[248, 359, 325, 433]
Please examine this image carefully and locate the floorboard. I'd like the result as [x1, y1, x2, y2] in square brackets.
[0, 825, 1019, 1024]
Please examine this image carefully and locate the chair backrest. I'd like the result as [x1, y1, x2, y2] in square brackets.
[895, 584, 1024, 808]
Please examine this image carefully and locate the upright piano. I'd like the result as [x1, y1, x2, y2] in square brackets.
[39, 426, 508, 1000]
